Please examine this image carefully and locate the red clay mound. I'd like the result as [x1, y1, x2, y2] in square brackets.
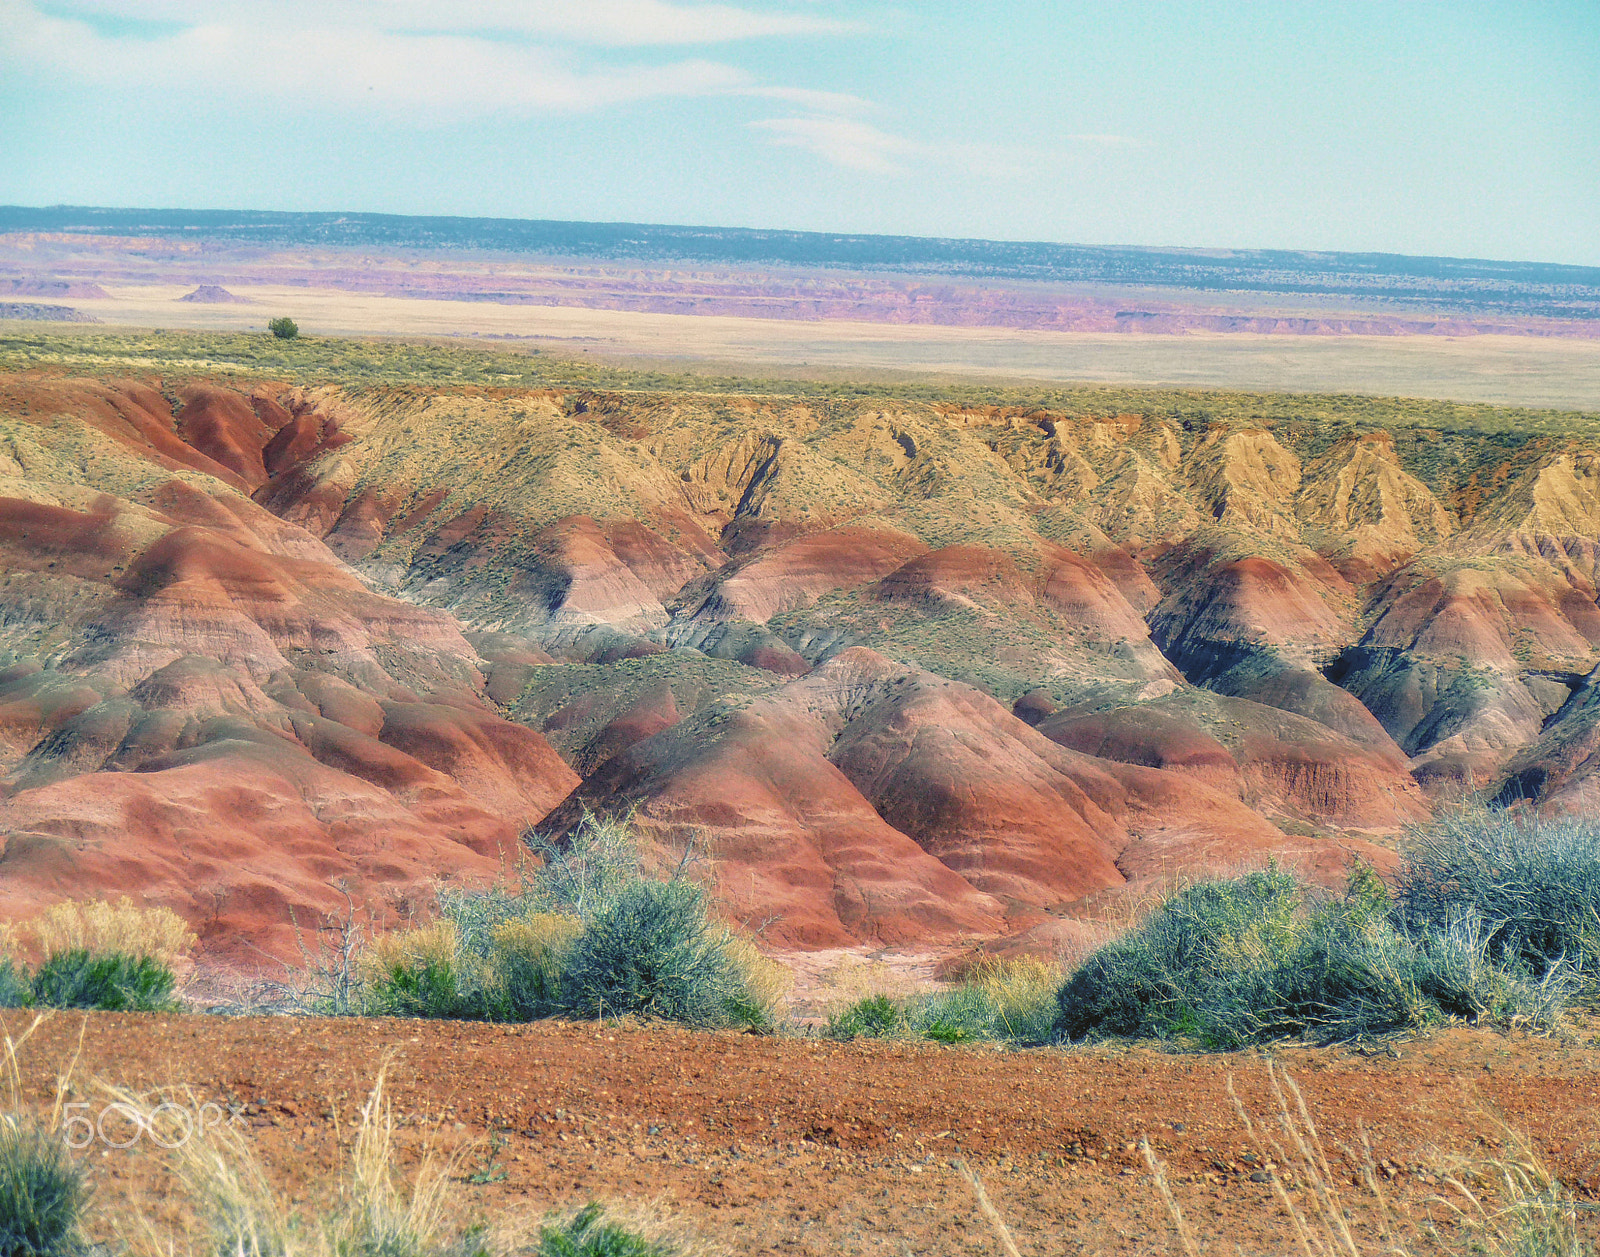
[0, 746, 516, 965]
[872, 543, 1164, 652]
[1036, 695, 1425, 829]
[873, 545, 1030, 610]
[1333, 558, 1600, 784]
[819, 652, 1131, 905]
[1033, 705, 1244, 798]
[1151, 547, 1352, 679]
[548, 649, 1385, 945]
[678, 524, 929, 623]
[0, 383, 581, 960]
[1, 378, 252, 490]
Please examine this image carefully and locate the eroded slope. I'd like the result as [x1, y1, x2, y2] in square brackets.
[4, 368, 1599, 954]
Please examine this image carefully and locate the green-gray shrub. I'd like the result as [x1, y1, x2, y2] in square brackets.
[0, 1122, 86, 1257]
[1053, 864, 1567, 1047]
[1397, 808, 1600, 977]
[523, 816, 643, 920]
[827, 995, 903, 1040]
[29, 950, 178, 1013]
[367, 955, 465, 1021]
[0, 963, 29, 1011]
[370, 816, 772, 1030]
[557, 879, 744, 1027]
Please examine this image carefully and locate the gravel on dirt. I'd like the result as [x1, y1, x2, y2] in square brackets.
[13, 1011, 1600, 1255]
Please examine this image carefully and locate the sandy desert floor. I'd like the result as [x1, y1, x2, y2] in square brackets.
[43, 284, 1600, 411]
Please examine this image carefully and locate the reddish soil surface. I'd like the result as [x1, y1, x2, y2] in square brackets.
[15, 1011, 1600, 1255]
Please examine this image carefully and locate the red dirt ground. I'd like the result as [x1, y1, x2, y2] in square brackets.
[13, 1011, 1600, 1255]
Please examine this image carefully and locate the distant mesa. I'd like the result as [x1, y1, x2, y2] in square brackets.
[0, 302, 99, 323]
[0, 279, 111, 300]
[179, 284, 252, 304]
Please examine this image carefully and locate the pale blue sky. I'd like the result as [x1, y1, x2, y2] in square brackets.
[1, 1, 1596, 264]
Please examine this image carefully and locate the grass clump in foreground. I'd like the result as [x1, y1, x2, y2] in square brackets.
[123, 1067, 695, 1257]
[365, 815, 787, 1032]
[0, 898, 193, 1014]
[0, 1016, 88, 1257]
[0, 1123, 86, 1257]
[1056, 810, 1593, 1048]
[536, 1204, 679, 1257]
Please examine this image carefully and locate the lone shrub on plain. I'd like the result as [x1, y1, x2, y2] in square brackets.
[267, 317, 299, 340]
[0, 1122, 87, 1257]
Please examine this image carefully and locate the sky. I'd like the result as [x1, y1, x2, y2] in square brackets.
[1, 1, 1597, 266]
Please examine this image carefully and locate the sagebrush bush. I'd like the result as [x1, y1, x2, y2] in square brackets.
[0, 964, 29, 1011]
[827, 994, 903, 1039]
[367, 816, 773, 1030]
[523, 817, 644, 919]
[30, 950, 179, 1013]
[0, 1121, 87, 1257]
[1397, 807, 1600, 977]
[1053, 862, 1567, 1047]
[558, 879, 747, 1028]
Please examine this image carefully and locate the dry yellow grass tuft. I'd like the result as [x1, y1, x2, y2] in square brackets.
[106, 1061, 721, 1257]
[113, 1064, 462, 1257]
[2, 898, 196, 967]
[362, 921, 459, 983]
[813, 955, 935, 1019]
[718, 932, 793, 1021]
[489, 912, 583, 999]
[1136, 1062, 1592, 1257]
[963, 956, 1062, 1031]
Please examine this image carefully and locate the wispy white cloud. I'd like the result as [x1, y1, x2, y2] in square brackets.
[31, 0, 855, 45]
[749, 116, 915, 172]
[0, 0, 857, 117]
[749, 113, 1144, 176]
[1, 0, 1131, 180]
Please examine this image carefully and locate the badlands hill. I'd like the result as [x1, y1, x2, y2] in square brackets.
[3, 336, 1600, 960]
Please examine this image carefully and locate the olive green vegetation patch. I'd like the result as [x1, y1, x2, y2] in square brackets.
[510, 655, 783, 774]
[4, 328, 1597, 444]
[767, 587, 1154, 708]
